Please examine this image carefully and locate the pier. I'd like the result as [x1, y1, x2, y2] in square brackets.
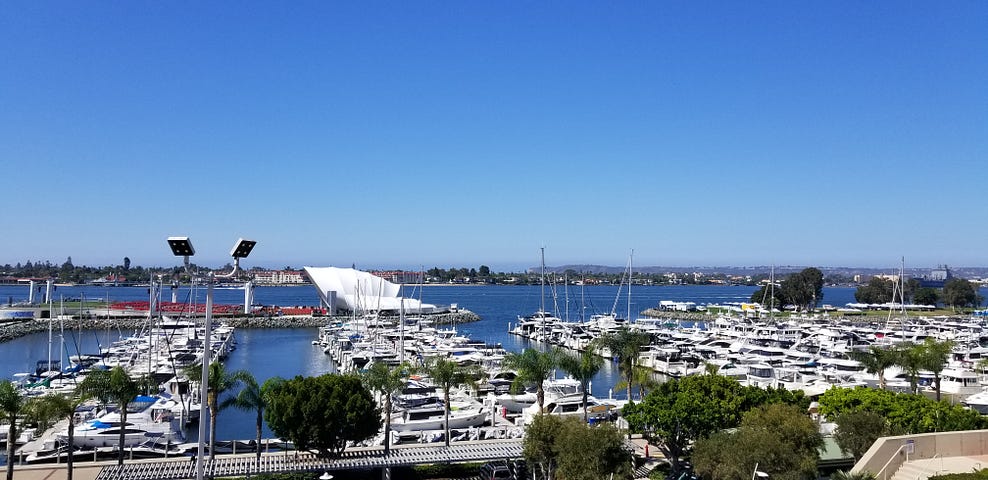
[88, 440, 523, 480]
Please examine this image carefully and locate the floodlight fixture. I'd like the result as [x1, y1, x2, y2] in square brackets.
[167, 237, 195, 257]
[230, 238, 257, 259]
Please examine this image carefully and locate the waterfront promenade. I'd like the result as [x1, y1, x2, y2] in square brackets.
[8, 436, 661, 480]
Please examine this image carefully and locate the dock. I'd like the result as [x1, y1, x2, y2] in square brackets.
[89, 440, 524, 480]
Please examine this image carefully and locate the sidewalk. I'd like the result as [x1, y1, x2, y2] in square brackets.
[628, 435, 667, 480]
[11, 463, 103, 480]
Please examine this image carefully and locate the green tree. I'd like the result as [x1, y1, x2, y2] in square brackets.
[624, 375, 808, 474]
[943, 278, 982, 311]
[595, 327, 650, 402]
[554, 418, 631, 480]
[914, 287, 939, 306]
[848, 346, 899, 390]
[523, 413, 562, 480]
[781, 267, 825, 311]
[185, 361, 250, 458]
[622, 374, 746, 473]
[25, 392, 91, 480]
[418, 357, 481, 447]
[76, 366, 142, 466]
[818, 386, 988, 434]
[894, 342, 926, 395]
[229, 373, 283, 466]
[265, 374, 380, 458]
[855, 277, 895, 304]
[1, 380, 25, 480]
[503, 348, 561, 414]
[360, 361, 411, 456]
[556, 348, 603, 423]
[919, 338, 954, 401]
[692, 403, 823, 480]
[830, 471, 877, 480]
[833, 411, 887, 461]
[522, 415, 630, 480]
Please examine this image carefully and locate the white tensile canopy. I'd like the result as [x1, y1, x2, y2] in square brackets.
[303, 266, 436, 314]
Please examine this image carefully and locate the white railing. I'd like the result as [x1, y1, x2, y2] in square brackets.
[876, 444, 907, 480]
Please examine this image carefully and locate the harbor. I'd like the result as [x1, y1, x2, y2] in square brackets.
[3, 281, 988, 472]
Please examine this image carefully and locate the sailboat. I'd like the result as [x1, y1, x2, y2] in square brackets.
[514, 247, 562, 342]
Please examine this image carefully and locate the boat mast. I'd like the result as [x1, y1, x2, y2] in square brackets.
[540, 246, 546, 315]
[399, 283, 405, 364]
[627, 249, 633, 322]
[564, 273, 569, 322]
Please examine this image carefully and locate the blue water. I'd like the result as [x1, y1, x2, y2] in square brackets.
[1, 283, 982, 444]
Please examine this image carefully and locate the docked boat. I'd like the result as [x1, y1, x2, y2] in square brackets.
[57, 395, 185, 449]
[494, 377, 583, 414]
[388, 398, 488, 432]
[962, 389, 988, 414]
[521, 393, 617, 425]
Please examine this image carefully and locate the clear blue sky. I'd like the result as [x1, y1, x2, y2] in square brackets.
[1, 2, 985, 272]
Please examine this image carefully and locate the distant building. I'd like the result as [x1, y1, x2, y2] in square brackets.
[370, 270, 424, 284]
[251, 270, 308, 285]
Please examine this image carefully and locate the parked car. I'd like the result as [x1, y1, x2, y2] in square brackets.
[479, 460, 513, 480]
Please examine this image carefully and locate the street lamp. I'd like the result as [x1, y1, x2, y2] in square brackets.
[168, 236, 256, 480]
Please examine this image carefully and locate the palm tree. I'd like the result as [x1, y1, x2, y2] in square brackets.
[185, 361, 247, 459]
[26, 392, 90, 480]
[894, 342, 925, 395]
[419, 357, 480, 447]
[77, 366, 141, 466]
[830, 470, 877, 480]
[360, 362, 410, 456]
[848, 345, 898, 390]
[1, 380, 25, 480]
[503, 348, 560, 414]
[557, 348, 603, 423]
[229, 372, 282, 466]
[919, 338, 954, 401]
[621, 366, 660, 400]
[595, 327, 650, 401]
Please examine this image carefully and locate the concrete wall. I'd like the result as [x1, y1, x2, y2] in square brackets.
[853, 430, 988, 479]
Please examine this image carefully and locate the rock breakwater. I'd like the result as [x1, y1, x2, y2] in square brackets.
[0, 310, 481, 343]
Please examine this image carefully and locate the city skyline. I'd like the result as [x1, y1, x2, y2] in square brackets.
[2, 2, 985, 272]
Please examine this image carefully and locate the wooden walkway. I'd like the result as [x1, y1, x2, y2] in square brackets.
[94, 440, 524, 480]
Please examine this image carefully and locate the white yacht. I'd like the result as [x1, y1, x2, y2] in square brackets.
[58, 395, 185, 449]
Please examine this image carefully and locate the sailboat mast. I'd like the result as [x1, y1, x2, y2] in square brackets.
[627, 250, 633, 322]
[540, 247, 546, 315]
[399, 283, 405, 364]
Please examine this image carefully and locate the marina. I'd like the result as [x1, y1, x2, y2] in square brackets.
[3, 282, 988, 470]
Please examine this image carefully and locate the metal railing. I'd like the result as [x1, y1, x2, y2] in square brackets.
[876, 444, 907, 480]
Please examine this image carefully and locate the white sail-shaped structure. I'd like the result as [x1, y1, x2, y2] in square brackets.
[304, 266, 437, 314]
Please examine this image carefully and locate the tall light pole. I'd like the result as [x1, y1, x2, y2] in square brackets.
[168, 237, 256, 480]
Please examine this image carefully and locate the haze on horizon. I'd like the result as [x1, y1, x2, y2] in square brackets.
[1, 2, 985, 273]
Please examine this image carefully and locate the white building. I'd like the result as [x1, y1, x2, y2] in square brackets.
[304, 266, 439, 314]
[251, 270, 307, 285]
